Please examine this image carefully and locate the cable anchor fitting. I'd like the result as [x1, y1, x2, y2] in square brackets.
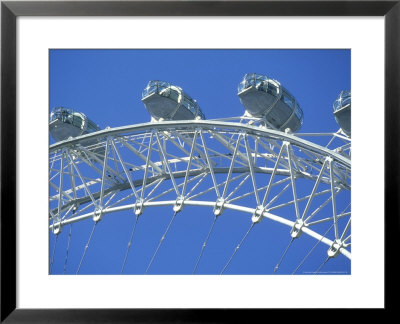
[52, 220, 62, 235]
[290, 219, 305, 238]
[213, 197, 226, 216]
[252, 205, 265, 223]
[327, 239, 344, 258]
[134, 199, 145, 216]
[173, 195, 185, 212]
[93, 206, 104, 222]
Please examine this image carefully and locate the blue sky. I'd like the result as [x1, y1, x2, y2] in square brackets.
[49, 49, 351, 275]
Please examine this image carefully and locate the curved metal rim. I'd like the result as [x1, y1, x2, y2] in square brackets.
[49, 120, 351, 168]
[49, 199, 351, 260]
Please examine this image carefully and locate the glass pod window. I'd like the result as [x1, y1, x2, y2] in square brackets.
[50, 107, 96, 132]
[280, 90, 294, 110]
[50, 108, 81, 126]
[238, 73, 269, 92]
[142, 80, 171, 98]
[333, 90, 351, 112]
[294, 103, 304, 124]
[266, 81, 278, 96]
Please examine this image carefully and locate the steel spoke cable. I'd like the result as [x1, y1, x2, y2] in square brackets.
[273, 237, 295, 273]
[49, 233, 59, 274]
[121, 215, 140, 273]
[193, 215, 218, 274]
[63, 224, 73, 274]
[145, 211, 179, 274]
[292, 223, 334, 274]
[314, 256, 331, 274]
[220, 222, 255, 274]
[76, 222, 98, 274]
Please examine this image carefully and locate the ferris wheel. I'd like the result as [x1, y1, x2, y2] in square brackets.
[49, 73, 351, 275]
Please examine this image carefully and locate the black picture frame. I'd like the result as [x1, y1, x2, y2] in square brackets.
[1, 0, 398, 322]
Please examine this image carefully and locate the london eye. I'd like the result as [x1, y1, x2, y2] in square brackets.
[49, 50, 351, 275]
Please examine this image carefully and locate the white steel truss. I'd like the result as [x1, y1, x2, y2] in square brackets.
[49, 120, 351, 274]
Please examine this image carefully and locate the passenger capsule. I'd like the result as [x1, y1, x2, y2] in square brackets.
[142, 80, 205, 121]
[237, 73, 303, 132]
[333, 90, 351, 137]
[49, 107, 101, 142]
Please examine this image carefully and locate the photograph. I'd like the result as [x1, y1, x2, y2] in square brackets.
[1, 0, 397, 320]
[48, 49, 351, 275]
